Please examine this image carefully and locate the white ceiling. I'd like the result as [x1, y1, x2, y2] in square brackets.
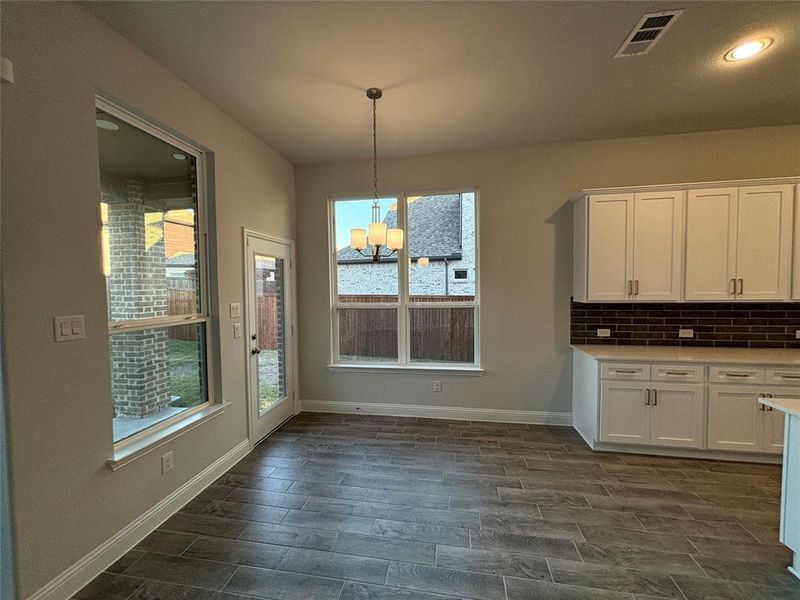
[83, 1, 800, 165]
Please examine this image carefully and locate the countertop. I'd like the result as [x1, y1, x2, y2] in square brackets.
[572, 344, 800, 365]
[760, 397, 800, 417]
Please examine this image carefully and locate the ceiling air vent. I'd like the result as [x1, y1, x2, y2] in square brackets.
[615, 10, 683, 57]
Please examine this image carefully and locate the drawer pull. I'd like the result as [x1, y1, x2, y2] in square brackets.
[724, 373, 751, 378]
[779, 374, 800, 380]
[614, 369, 638, 374]
[665, 371, 690, 376]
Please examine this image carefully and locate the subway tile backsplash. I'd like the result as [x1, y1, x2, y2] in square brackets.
[570, 300, 800, 348]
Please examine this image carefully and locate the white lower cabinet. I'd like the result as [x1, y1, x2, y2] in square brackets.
[600, 381, 704, 448]
[706, 384, 793, 454]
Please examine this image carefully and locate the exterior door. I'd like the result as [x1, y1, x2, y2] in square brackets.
[684, 188, 738, 301]
[707, 385, 761, 452]
[600, 381, 650, 444]
[735, 185, 793, 300]
[631, 191, 684, 301]
[649, 383, 704, 449]
[245, 234, 294, 444]
[587, 194, 634, 301]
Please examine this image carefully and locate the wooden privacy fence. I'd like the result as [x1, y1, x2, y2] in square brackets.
[167, 289, 280, 350]
[338, 295, 475, 362]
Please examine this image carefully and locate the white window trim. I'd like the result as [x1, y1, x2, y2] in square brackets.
[328, 189, 481, 370]
[97, 96, 219, 468]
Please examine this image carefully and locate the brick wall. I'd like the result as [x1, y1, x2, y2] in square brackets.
[570, 300, 800, 348]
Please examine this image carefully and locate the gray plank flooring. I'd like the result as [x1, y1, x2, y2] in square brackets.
[74, 412, 799, 600]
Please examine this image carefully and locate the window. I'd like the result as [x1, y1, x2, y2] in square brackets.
[330, 192, 479, 366]
[96, 99, 213, 445]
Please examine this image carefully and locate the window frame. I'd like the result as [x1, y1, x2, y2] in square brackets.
[96, 96, 219, 459]
[328, 189, 481, 370]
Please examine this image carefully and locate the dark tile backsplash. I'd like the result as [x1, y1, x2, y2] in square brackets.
[570, 300, 800, 348]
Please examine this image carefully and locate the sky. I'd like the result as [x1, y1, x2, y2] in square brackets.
[334, 198, 396, 250]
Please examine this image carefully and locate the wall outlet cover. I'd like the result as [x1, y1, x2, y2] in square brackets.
[161, 451, 175, 475]
[596, 328, 611, 338]
[678, 328, 694, 338]
[229, 303, 241, 319]
[796, 330, 800, 339]
[433, 380, 442, 393]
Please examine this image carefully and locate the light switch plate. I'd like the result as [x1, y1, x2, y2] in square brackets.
[54, 315, 85, 342]
[161, 451, 175, 475]
[233, 322, 242, 339]
[433, 380, 442, 393]
[596, 328, 611, 338]
[796, 330, 800, 339]
[678, 328, 694, 338]
[229, 303, 241, 319]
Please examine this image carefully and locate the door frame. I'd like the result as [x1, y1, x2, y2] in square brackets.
[242, 227, 299, 447]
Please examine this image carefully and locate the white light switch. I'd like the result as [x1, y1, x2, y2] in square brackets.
[233, 322, 242, 339]
[229, 303, 241, 319]
[54, 315, 85, 342]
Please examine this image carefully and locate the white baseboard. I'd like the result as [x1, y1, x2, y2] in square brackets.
[27, 439, 250, 600]
[584, 437, 782, 464]
[301, 399, 572, 426]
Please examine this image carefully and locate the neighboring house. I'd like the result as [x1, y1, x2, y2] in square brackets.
[337, 193, 475, 297]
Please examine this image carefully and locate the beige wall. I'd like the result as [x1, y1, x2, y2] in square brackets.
[1, 3, 293, 596]
[295, 125, 800, 413]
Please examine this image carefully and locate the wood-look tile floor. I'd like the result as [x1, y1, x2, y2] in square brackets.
[74, 413, 800, 600]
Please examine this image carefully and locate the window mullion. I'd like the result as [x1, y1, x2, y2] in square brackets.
[398, 192, 410, 365]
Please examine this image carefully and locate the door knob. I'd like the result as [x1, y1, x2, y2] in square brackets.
[251, 347, 261, 355]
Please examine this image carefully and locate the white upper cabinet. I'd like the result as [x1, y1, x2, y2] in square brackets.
[685, 188, 738, 301]
[631, 191, 684, 301]
[582, 191, 683, 302]
[573, 178, 798, 303]
[735, 185, 793, 300]
[586, 194, 633, 301]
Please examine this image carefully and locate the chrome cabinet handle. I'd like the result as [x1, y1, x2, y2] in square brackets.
[737, 278, 743, 294]
[645, 389, 651, 406]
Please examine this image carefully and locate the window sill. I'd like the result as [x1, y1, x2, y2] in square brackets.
[327, 364, 484, 376]
[107, 402, 230, 471]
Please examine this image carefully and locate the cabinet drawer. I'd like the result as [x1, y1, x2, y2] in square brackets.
[601, 362, 651, 381]
[709, 365, 765, 384]
[765, 367, 800, 386]
[651, 364, 704, 383]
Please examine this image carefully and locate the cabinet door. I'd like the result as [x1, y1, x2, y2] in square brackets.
[793, 185, 800, 300]
[631, 191, 684, 301]
[762, 387, 798, 454]
[588, 194, 634, 301]
[600, 381, 650, 444]
[707, 385, 761, 452]
[735, 185, 793, 300]
[650, 383, 705, 449]
[685, 188, 738, 301]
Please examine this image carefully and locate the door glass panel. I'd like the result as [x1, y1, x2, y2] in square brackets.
[255, 254, 286, 414]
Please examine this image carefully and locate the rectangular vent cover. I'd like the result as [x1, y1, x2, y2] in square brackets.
[615, 10, 683, 57]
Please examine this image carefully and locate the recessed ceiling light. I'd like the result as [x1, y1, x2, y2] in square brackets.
[724, 38, 773, 62]
[96, 118, 119, 131]
[171, 152, 187, 161]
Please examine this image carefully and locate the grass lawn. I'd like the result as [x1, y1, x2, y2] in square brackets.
[169, 339, 202, 408]
[258, 349, 282, 412]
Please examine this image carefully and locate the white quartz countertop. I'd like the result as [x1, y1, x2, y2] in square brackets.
[760, 397, 800, 417]
[573, 344, 800, 365]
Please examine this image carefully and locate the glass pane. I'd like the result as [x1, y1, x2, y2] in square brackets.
[410, 307, 475, 363]
[338, 308, 398, 362]
[255, 255, 287, 414]
[111, 323, 207, 442]
[408, 193, 476, 302]
[334, 198, 399, 302]
[96, 108, 201, 321]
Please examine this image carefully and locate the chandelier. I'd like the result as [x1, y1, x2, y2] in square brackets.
[349, 88, 404, 262]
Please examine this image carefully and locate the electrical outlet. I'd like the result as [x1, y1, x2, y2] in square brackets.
[433, 380, 442, 393]
[679, 328, 694, 338]
[796, 330, 800, 339]
[229, 303, 241, 319]
[161, 451, 175, 475]
[596, 329, 611, 338]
